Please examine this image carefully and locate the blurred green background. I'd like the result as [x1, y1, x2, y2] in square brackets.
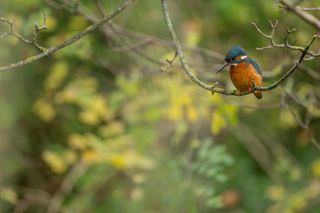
[1, 0, 320, 212]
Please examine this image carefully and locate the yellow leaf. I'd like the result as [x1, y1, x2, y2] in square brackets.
[110, 154, 126, 170]
[42, 150, 67, 174]
[289, 194, 306, 211]
[311, 159, 320, 177]
[0, 187, 17, 204]
[122, 150, 154, 170]
[183, 21, 202, 47]
[180, 94, 192, 106]
[308, 104, 320, 117]
[89, 95, 109, 118]
[223, 105, 238, 126]
[68, 16, 88, 31]
[168, 105, 182, 121]
[55, 88, 77, 103]
[289, 167, 302, 181]
[99, 122, 125, 138]
[279, 110, 297, 128]
[64, 150, 77, 164]
[46, 15, 57, 30]
[187, 106, 198, 123]
[45, 61, 69, 91]
[33, 99, 56, 122]
[210, 94, 222, 104]
[186, 31, 201, 47]
[68, 133, 89, 150]
[266, 185, 285, 201]
[211, 111, 226, 135]
[79, 110, 99, 126]
[82, 149, 100, 164]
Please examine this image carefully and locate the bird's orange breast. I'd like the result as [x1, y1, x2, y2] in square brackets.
[230, 62, 262, 92]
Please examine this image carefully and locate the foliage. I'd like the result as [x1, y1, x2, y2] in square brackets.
[1, 0, 320, 212]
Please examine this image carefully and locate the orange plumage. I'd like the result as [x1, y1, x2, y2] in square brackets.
[230, 62, 263, 99]
[217, 46, 263, 99]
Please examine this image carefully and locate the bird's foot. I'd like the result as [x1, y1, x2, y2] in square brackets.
[247, 80, 256, 93]
[251, 80, 256, 91]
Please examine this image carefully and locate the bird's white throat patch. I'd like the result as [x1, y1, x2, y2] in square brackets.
[231, 55, 248, 66]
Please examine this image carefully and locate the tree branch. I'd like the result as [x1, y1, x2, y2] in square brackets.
[0, 12, 47, 52]
[0, 0, 134, 72]
[251, 20, 320, 58]
[299, 7, 320, 11]
[280, 0, 320, 30]
[160, 0, 315, 96]
[47, 162, 87, 213]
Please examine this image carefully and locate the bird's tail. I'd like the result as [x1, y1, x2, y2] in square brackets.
[254, 91, 262, 99]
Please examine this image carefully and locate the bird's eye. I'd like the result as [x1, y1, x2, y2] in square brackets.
[231, 57, 235, 61]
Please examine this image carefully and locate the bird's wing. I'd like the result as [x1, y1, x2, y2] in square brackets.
[248, 58, 262, 76]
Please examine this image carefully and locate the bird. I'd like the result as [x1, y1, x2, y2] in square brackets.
[217, 46, 263, 99]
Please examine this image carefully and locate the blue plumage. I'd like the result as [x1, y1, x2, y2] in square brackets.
[224, 46, 262, 75]
[244, 58, 262, 75]
[225, 46, 247, 62]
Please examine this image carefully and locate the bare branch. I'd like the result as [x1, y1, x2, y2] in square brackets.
[47, 0, 223, 72]
[280, 0, 320, 30]
[299, 64, 320, 81]
[251, 20, 320, 57]
[0, 14, 47, 52]
[0, 0, 134, 72]
[298, 7, 320, 11]
[64, 0, 224, 61]
[282, 88, 320, 150]
[160, 0, 315, 97]
[47, 162, 87, 213]
[95, 0, 106, 17]
[33, 11, 48, 50]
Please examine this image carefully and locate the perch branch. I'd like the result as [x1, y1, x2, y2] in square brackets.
[160, 0, 315, 96]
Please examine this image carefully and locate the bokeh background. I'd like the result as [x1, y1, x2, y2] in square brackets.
[1, 0, 320, 212]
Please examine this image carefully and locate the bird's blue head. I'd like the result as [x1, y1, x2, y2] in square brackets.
[224, 46, 247, 62]
[217, 46, 247, 73]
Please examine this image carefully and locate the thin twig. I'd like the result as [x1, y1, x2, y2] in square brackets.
[95, 0, 106, 17]
[54, 0, 218, 70]
[299, 7, 320, 11]
[51, 0, 224, 61]
[280, 0, 320, 30]
[299, 64, 320, 81]
[47, 162, 87, 213]
[283, 89, 320, 150]
[251, 20, 320, 57]
[0, 14, 47, 52]
[0, 0, 134, 72]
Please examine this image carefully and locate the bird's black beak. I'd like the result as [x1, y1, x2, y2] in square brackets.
[216, 61, 233, 73]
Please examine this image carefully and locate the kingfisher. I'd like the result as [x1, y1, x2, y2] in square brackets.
[217, 46, 263, 99]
